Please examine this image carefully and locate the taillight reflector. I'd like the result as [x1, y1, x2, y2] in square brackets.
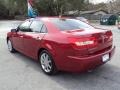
[105, 31, 113, 41]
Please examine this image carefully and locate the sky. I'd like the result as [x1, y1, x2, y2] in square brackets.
[90, 0, 111, 4]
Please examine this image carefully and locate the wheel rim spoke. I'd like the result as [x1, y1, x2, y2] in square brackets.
[8, 41, 12, 51]
[40, 53, 52, 73]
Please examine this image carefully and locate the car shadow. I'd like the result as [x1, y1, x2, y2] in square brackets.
[10, 51, 120, 90]
[50, 65, 120, 90]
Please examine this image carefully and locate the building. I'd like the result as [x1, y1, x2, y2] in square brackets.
[80, 9, 109, 20]
[64, 9, 109, 20]
[80, 10, 108, 16]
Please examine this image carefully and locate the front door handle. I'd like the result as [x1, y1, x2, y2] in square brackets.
[35, 37, 42, 40]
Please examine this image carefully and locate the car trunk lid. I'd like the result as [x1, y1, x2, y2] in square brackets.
[62, 28, 113, 56]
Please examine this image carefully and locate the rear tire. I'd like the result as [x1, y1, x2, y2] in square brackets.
[7, 39, 16, 53]
[39, 50, 58, 75]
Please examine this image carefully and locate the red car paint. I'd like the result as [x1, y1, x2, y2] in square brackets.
[7, 17, 115, 72]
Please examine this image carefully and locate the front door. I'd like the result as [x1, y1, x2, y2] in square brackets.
[12, 20, 32, 53]
[23, 20, 47, 59]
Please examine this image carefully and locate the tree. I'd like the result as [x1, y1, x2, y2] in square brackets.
[86, 3, 107, 11]
[34, 0, 67, 16]
[0, 0, 88, 18]
[2, 0, 27, 16]
[34, 0, 86, 16]
[0, 0, 8, 18]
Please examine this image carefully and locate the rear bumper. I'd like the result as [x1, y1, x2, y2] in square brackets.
[58, 46, 115, 72]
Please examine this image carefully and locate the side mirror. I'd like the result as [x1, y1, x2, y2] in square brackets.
[11, 29, 17, 32]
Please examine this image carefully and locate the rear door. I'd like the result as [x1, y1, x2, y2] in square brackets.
[23, 20, 47, 59]
[12, 20, 32, 52]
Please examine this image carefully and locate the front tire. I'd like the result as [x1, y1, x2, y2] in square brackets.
[7, 39, 15, 53]
[39, 50, 57, 75]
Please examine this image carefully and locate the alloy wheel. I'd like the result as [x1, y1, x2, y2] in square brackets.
[8, 40, 12, 52]
[40, 52, 52, 73]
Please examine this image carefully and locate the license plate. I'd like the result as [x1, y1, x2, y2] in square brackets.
[102, 54, 110, 62]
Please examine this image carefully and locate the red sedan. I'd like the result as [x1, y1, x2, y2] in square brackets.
[7, 17, 115, 75]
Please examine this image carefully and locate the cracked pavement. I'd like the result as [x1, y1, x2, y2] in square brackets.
[0, 21, 120, 90]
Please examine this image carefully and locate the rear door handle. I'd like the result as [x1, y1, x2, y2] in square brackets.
[20, 36, 23, 38]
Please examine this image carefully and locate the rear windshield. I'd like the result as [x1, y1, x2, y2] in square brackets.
[51, 18, 94, 31]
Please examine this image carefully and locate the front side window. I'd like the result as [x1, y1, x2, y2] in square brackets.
[18, 20, 31, 32]
[30, 21, 43, 33]
[51, 18, 94, 31]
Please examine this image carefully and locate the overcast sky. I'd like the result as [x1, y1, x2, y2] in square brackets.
[90, 0, 111, 4]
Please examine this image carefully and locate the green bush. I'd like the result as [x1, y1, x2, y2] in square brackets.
[0, 2, 8, 19]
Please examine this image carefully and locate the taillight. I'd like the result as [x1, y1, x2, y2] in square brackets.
[68, 37, 97, 49]
[105, 31, 113, 41]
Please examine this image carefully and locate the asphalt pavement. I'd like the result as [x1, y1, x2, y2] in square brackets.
[0, 21, 120, 90]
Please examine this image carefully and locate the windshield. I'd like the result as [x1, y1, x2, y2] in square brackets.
[51, 18, 94, 31]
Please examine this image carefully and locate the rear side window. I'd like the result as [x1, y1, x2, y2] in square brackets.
[51, 19, 94, 31]
[40, 25, 47, 33]
[30, 21, 43, 33]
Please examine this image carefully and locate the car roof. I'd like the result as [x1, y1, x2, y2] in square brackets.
[28, 16, 70, 22]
